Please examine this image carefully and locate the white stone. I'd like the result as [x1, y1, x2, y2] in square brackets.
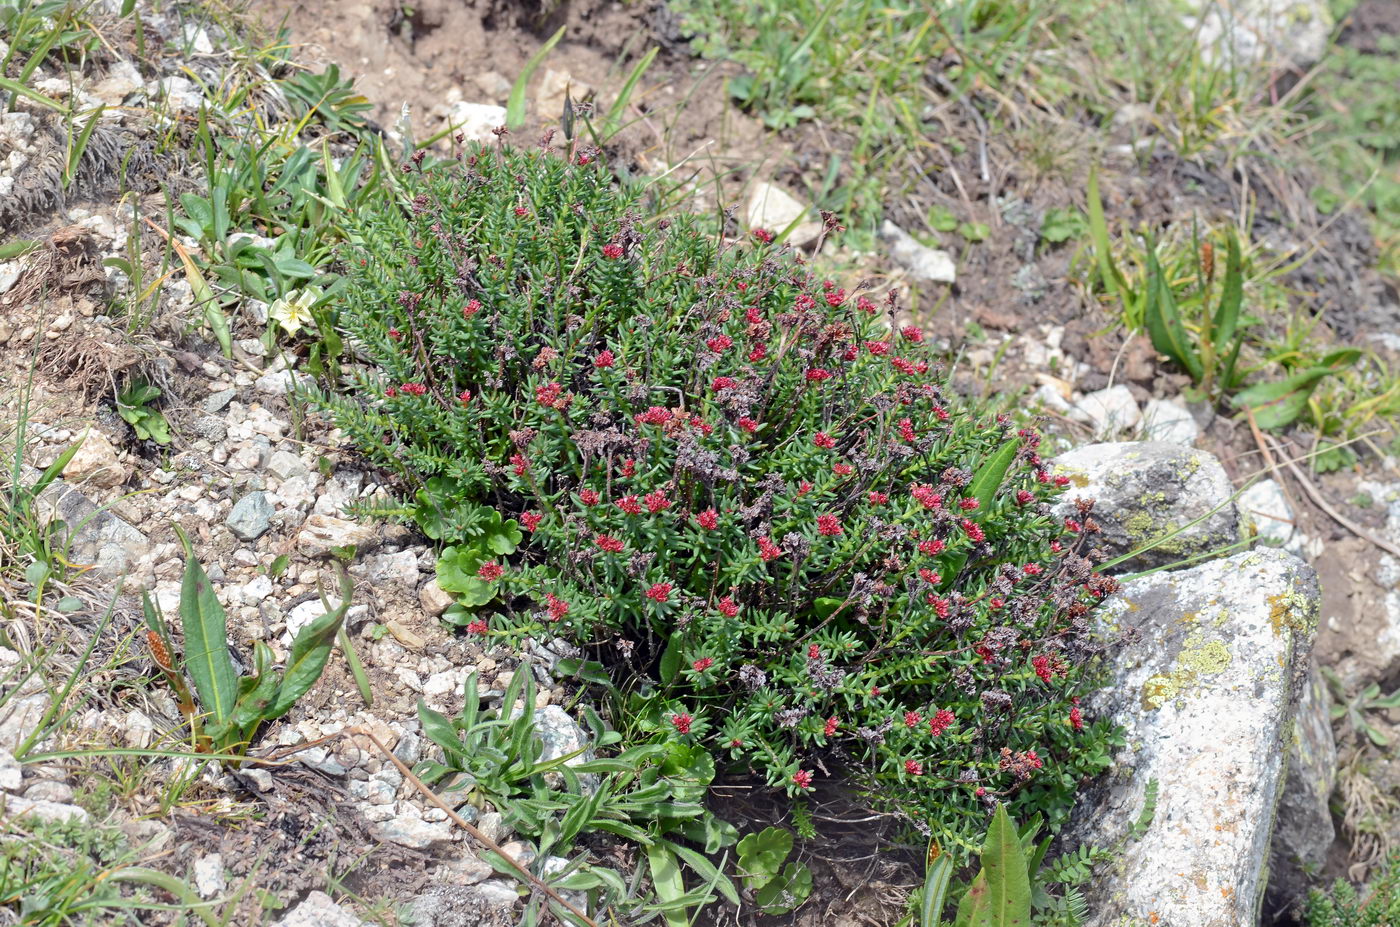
[271, 891, 364, 927]
[1186, 0, 1332, 70]
[3, 795, 89, 825]
[0, 690, 50, 755]
[1031, 382, 1071, 414]
[62, 431, 127, 488]
[266, 450, 308, 481]
[1139, 398, 1200, 446]
[1239, 478, 1295, 550]
[364, 550, 419, 585]
[0, 261, 22, 295]
[123, 709, 154, 749]
[296, 514, 379, 557]
[746, 182, 821, 247]
[92, 60, 143, 105]
[193, 854, 225, 899]
[444, 102, 507, 145]
[254, 368, 311, 396]
[534, 69, 591, 119]
[879, 221, 956, 284]
[0, 751, 21, 791]
[242, 575, 273, 605]
[285, 596, 342, 641]
[1066, 548, 1318, 926]
[1070, 385, 1142, 438]
[419, 578, 453, 616]
[369, 812, 455, 849]
[153, 76, 203, 113]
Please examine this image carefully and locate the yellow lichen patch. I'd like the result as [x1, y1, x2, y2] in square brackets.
[1268, 587, 1316, 637]
[1141, 632, 1233, 710]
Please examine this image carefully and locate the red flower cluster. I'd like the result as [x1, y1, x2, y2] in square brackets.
[544, 593, 569, 621]
[579, 489, 600, 506]
[671, 713, 693, 733]
[792, 769, 813, 789]
[401, 382, 427, 396]
[928, 709, 955, 736]
[910, 484, 941, 509]
[717, 596, 740, 617]
[868, 491, 888, 505]
[823, 716, 839, 737]
[738, 416, 759, 433]
[813, 431, 835, 449]
[804, 368, 833, 383]
[962, 519, 985, 542]
[462, 299, 481, 318]
[477, 561, 504, 581]
[692, 657, 714, 672]
[919, 538, 946, 556]
[817, 514, 842, 536]
[595, 534, 624, 553]
[645, 582, 673, 603]
[706, 334, 733, 352]
[758, 537, 783, 561]
[520, 512, 542, 531]
[712, 376, 738, 391]
[617, 495, 642, 515]
[695, 509, 719, 530]
[594, 349, 616, 368]
[905, 759, 924, 776]
[644, 490, 672, 513]
[602, 243, 624, 260]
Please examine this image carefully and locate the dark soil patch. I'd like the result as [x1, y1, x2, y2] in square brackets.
[1338, 0, 1400, 54]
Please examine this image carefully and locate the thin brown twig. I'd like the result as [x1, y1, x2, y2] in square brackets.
[1261, 429, 1400, 562]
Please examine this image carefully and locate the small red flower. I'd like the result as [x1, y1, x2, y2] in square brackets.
[514, 206, 529, 217]
[804, 367, 833, 383]
[808, 644, 821, 660]
[792, 769, 813, 790]
[458, 389, 473, 404]
[602, 243, 624, 260]
[637, 406, 671, 425]
[901, 325, 924, 343]
[898, 418, 918, 443]
[865, 340, 890, 356]
[596, 534, 625, 553]
[910, 484, 941, 509]
[856, 295, 877, 313]
[465, 619, 488, 634]
[535, 381, 565, 408]
[594, 349, 616, 368]
[1069, 707, 1084, 730]
[824, 716, 839, 737]
[621, 458, 636, 478]
[929, 709, 955, 736]
[1015, 489, 1034, 505]
[817, 514, 842, 536]
[824, 288, 845, 307]
[753, 228, 774, 243]
[962, 519, 985, 542]
[671, 713, 693, 734]
[797, 481, 813, 496]
[401, 382, 427, 396]
[1054, 474, 1072, 487]
[813, 431, 836, 449]
[919, 538, 946, 556]
[617, 495, 642, 515]
[758, 537, 782, 561]
[463, 299, 481, 318]
[645, 582, 672, 603]
[520, 512, 542, 532]
[477, 561, 504, 581]
[959, 497, 980, 511]
[696, 509, 719, 530]
[385, 387, 398, 398]
[1065, 518, 1082, 534]
[510, 453, 529, 476]
[545, 593, 569, 621]
[918, 568, 941, 585]
[692, 657, 714, 673]
[579, 489, 600, 506]
[738, 416, 759, 433]
[748, 343, 768, 362]
[1023, 563, 1043, 576]
[905, 759, 924, 776]
[644, 490, 672, 513]
[388, 328, 402, 340]
[833, 463, 853, 476]
[712, 376, 739, 391]
[717, 596, 740, 617]
[904, 711, 922, 728]
[868, 491, 889, 505]
[929, 596, 950, 619]
[706, 334, 733, 353]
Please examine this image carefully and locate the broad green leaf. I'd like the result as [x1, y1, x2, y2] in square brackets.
[175, 525, 237, 725]
[921, 853, 954, 927]
[1230, 367, 1335, 430]
[645, 842, 688, 927]
[1212, 230, 1243, 347]
[754, 861, 812, 915]
[662, 840, 741, 906]
[953, 805, 1032, 927]
[1143, 245, 1203, 382]
[736, 826, 792, 891]
[658, 634, 682, 685]
[266, 584, 350, 720]
[969, 441, 1018, 514]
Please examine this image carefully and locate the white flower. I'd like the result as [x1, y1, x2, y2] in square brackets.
[268, 286, 322, 336]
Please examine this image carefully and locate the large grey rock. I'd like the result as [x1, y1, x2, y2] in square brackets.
[879, 221, 956, 284]
[1065, 548, 1319, 927]
[227, 491, 273, 541]
[37, 480, 149, 577]
[1139, 398, 1200, 446]
[1186, 0, 1332, 70]
[1266, 660, 1337, 915]
[1051, 442, 1241, 571]
[271, 890, 364, 927]
[528, 705, 597, 795]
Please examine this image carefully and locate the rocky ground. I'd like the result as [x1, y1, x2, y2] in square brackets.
[2, 0, 1400, 924]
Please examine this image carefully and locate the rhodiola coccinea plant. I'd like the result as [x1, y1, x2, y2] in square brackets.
[321, 138, 1118, 846]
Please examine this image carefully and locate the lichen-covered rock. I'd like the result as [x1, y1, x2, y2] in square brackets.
[1051, 441, 1241, 571]
[1064, 548, 1319, 927]
[1266, 660, 1337, 915]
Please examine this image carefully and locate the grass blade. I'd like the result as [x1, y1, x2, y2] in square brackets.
[920, 852, 954, 927]
[174, 524, 237, 726]
[601, 47, 658, 139]
[508, 26, 567, 130]
[1086, 167, 1124, 306]
[63, 104, 105, 189]
[1212, 229, 1243, 346]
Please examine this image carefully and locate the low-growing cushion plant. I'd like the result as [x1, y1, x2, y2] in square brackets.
[315, 137, 1119, 848]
